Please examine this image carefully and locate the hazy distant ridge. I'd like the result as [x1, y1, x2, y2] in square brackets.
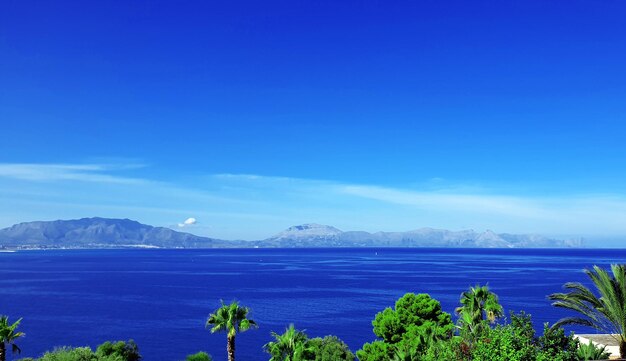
[0, 218, 582, 249]
[261, 223, 582, 248]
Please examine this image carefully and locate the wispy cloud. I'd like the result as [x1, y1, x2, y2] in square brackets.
[0, 163, 146, 184]
[207, 173, 626, 237]
[2, 163, 626, 241]
[338, 184, 555, 219]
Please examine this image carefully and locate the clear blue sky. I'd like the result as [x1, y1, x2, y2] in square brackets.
[1, 1, 626, 244]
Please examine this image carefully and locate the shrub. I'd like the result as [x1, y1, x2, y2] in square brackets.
[536, 323, 578, 361]
[36, 346, 122, 361]
[472, 313, 537, 361]
[307, 336, 354, 361]
[20, 341, 140, 361]
[95, 340, 140, 361]
[184, 351, 212, 361]
[421, 337, 471, 361]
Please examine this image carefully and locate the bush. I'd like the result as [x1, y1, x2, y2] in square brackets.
[536, 324, 578, 361]
[421, 337, 471, 361]
[95, 340, 141, 361]
[36, 346, 122, 361]
[472, 312, 537, 361]
[184, 351, 212, 361]
[307, 336, 354, 361]
[471, 313, 580, 361]
[21, 341, 140, 361]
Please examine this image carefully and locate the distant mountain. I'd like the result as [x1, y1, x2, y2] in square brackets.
[261, 224, 583, 248]
[0, 218, 583, 249]
[264, 224, 344, 247]
[0, 217, 244, 249]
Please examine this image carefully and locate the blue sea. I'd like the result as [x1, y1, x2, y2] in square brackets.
[1, 248, 624, 361]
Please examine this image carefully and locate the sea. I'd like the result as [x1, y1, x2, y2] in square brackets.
[1, 248, 624, 361]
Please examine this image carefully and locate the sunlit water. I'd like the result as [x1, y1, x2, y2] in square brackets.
[1, 248, 624, 360]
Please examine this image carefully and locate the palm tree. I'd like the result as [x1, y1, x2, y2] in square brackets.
[0, 316, 25, 361]
[264, 324, 310, 361]
[549, 264, 626, 358]
[455, 284, 503, 340]
[206, 301, 257, 361]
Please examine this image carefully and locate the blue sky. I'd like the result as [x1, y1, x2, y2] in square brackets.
[1, 1, 626, 243]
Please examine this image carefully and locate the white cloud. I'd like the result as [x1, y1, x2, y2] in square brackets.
[178, 217, 197, 227]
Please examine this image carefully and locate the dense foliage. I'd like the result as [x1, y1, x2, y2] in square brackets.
[357, 293, 455, 361]
[95, 340, 140, 361]
[471, 313, 579, 361]
[307, 336, 354, 361]
[184, 351, 212, 361]
[264, 324, 354, 361]
[17, 340, 141, 361]
[355, 286, 612, 361]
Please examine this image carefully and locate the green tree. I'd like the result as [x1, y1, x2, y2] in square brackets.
[264, 324, 310, 361]
[307, 336, 354, 361]
[0, 316, 25, 361]
[206, 301, 257, 361]
[455, 284, 503, 341]
[357, 293, 454, 361]
[549, 264, 626, 358]
[372, 293, 454, 344]
[184, 351, 212, 361]
[95, 340, 140, 361]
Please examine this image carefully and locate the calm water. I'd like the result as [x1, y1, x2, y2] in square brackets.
[1, 248, 624, 361]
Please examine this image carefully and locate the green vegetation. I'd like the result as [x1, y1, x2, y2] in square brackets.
[0, 316, 25, 361]
[576, 340, 610, 361]
[184, 351, 212, 361]
[8, 265, 626, 361]
[306, 336, 354, 361]
[356, 285, 610, 361]
[264, 324, 310, 361]
[17, 340, 141, 361]
[471, 313, 579, 361]
[357, 293, 454, 361]
[549, 264, 626, 358]
[206, 300, 257, 361]
[95, 340, 140, 361]
[264, 325, 354, 361]
[455, 284, 503, 342]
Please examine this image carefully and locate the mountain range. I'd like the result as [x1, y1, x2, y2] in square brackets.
[0, 217, 583, 250]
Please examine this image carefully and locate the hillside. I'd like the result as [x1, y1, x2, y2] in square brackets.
[0, 217, 243, 249]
